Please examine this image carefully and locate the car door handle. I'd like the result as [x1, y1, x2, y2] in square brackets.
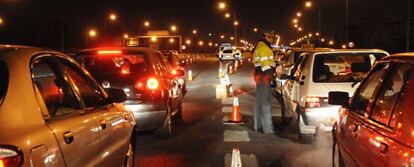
[379, 143, 388, 154]
[100, 120, 107, 130]
[63, 131, 74, 144]
[349, 124, 359, 137]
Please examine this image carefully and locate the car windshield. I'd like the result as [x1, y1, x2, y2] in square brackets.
[77, 53, 147, 77]
[313, 52, 387, 83]
[223, 50, 232, 53]
[0, 61, 8, 105]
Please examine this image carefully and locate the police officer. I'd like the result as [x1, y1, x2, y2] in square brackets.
[253, 31, 276, 134]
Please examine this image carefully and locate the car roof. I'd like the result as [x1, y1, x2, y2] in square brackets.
[305, 48, 389, 55]
[381, 52, 414, 62]
[0, 45, 59, 60]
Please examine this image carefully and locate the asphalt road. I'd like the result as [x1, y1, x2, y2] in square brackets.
[133, 55, 333, 167]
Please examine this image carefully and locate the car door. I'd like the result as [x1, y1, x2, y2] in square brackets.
[339, 63, 390, 167]
[357, 63, 413, 167]
[154, 52, 180, 112]
[56, 56, 129, 166]
[31, 55, 103, 167]
[282, 54, 308, 114]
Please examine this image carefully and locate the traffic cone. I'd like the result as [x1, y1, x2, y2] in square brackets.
[187, 70, 193, 81]
[224, 97, 244, 124]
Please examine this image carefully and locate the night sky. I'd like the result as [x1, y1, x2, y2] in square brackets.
[0, 0, 412, 53]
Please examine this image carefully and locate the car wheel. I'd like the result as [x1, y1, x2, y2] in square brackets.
[123, 143, 134, 167]
[155, 108, 173, 138]
[332, 142, 346, 167]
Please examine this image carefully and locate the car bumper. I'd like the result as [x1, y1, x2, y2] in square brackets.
[299, 106, 340, 133]
[124, 101, 167, 131]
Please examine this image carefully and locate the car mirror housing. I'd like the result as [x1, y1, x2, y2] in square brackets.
[105, 88, 127, 103]
[328, 91, 349, 107]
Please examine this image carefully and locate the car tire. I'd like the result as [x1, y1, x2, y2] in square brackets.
[123, 143, 134, 167]
[155, 108, 173, 138]
[332, 142, 346, 167]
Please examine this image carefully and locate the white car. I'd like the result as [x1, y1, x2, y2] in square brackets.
[280, 49, 389, 143]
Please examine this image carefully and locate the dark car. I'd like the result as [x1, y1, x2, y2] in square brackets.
[162, 51, 187, 95]
[76, 47, 185, 137]
[330, 53, 414, 166]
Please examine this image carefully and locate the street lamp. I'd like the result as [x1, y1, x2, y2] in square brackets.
[89, 29, 97, 37]
[329, 40, 335, 45]
[220, 35, 225, 39]
[123, 34, 129, 39]
[305, 1, 313, 8]
[298, 27, 303, 31]
[169, 38, 175, 43]
[0, 17, 3, 25]
[198, 40, 204, 46]
[294, 24, 298, 28]
[170, 25, 177, 32]
[185, 39, 192, 45]
[225, 13, 231, 19]
[192, 30, 197, 34]
[218, 2, 227, 10]
[230, 36, 234, 40]
[109, 13, 117, 21]
[253, 28, 258, 32]
[234, 21, 239, 26]
[297, 12, 302, 17]
[144, 21, 150, 27]
[292, 18, 298, 24]
[208, 33, 212, 37]
[151, 36, 157, 42]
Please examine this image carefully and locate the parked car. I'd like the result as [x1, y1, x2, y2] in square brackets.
[0, 45, 136, 167]
[218, 43, 234, 61]
[331, 53, 414, 167]
[280, 49, 389, 142]
[75, 47, 185, 138]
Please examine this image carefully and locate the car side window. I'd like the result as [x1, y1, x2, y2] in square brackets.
[370, 63, 413, 127]
[56, 57, 106, 109]
[32, 56, 80, 117]
[351, 63, 389, 115]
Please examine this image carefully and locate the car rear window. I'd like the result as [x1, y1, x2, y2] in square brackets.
[0, 61, 9, 105]
[77, 53, 147, 77]
[313, 52, 386, 83]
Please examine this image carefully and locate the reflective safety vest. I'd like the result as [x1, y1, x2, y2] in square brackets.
[253, 41, 276, 71]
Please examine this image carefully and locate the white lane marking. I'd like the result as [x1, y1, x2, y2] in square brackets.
[231, 149, 242, 167]
[224, 130, 250, 142]
[222, 106, 232, 113]
[225, 152, 259, 167]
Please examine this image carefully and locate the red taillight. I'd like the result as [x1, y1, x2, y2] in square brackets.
[135, 78, 160, 91]
[146, 78, 159, 90]
[0, 146, 23, 167]
[305, 96, 321, 108]
[97, 50, 122, 55]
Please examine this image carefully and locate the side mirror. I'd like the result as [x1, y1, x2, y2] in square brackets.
[328, 91, 349, 106]
[105, 88, 127, 103]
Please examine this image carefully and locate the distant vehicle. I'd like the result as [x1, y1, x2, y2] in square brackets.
[218, 43, 234, 61]
[0, 45, 136, 166]
[233, 49, 242, 60]
[280, 49, 389, 143]
[331, 53, 414, 167]
[76, 47, 185, 138]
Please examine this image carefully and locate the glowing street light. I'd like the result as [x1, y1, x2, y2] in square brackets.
[294, 24, 298, 28]
[315, 32, 320, 36]
[185, 39, 192, 45]
[0, 17, 3, 25]
[220, 35, 225, 39]
[218, 2, 227, 10]
[192, 30, 197, 34]
[170, 25, 177, 32]
[297, 12, 302, 17]
[109, 13, 117, 21]
[123, 34, 129, 39]
[298, 27, 303, 31]
[230, 36, 234, 40]
[234, 21, 239, 26]
[341, 44, 347, 49]
[329, 40, 335, 45]
[308, 33, 313, 37]
[253, 28, 258, 32]
[321, 38, 325, 42]
[292, 18, 298, 24]
[198, 40, 204, 46]
[225, 13, 231, 19]
[144, 21, 150, 27]
[169, 38, 175, 43]
[208, 33, 212, 37]
[88, 29, 97, 37]
[305, 1, 313, 8]
[208, 42, 213, 46]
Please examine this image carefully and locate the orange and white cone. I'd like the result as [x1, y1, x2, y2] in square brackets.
[224, 97, 244, 124]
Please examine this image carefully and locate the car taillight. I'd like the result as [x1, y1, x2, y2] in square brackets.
[97, 50, 122, 55]
[0, 146, 23, 167]
[134, 81, 144, 90]
[305, 96, 321, 108]
[146, 78, 159, 90]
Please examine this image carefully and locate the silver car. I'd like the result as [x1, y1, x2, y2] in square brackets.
[0, 45, 136, 166]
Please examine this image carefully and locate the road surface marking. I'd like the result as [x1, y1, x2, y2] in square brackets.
[225, 152, 258, 167]
[221, 98, 233, 104]
[224, 130, 250, 142]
